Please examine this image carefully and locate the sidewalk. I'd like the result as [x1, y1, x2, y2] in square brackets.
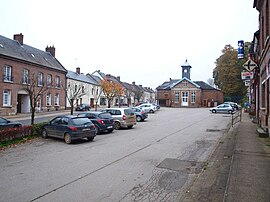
[181, 112, 270, 202]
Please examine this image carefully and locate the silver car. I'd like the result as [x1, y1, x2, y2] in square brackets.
[210, 104, 234, 114]
[101, 108, 136, 130]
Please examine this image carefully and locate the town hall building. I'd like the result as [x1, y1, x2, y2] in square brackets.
[156, 60, 224, 108]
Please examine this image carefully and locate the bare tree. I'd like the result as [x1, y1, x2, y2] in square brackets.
[93, 86, 103, 111]
[64, 81, 86, 115]
[22, 73, 50, 125]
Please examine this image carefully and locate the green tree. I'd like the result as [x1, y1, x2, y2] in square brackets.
[213, 44, 249, 103]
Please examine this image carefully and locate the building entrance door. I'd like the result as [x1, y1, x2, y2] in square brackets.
[182, 92, 188, 106]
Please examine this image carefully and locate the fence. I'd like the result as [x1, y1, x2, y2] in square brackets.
[231, 109, 242, 127]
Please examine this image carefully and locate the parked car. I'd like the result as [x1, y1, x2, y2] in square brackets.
[101, 108, 136, 130]
[210, 104, 234, 114]
[41, 115, 96, 144]
[75, 104, 91, 111]
[77, 111, 114, 134]
[223, 102, 240, 110]
[0, 117, 22, 131]
[131, 107, 148, 122]
[137, 103, 157, 113]
[152, 103, 160, 110]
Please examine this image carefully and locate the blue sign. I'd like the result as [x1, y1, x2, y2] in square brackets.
[238, 40, 244, 59]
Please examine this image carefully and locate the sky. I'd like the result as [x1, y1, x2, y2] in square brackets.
[0, 0, 259, 89]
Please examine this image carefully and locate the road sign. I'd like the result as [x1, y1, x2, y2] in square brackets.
[241, 71, 254, 80]
[243, 59, 257, 72]
[244, 80, 250, 86]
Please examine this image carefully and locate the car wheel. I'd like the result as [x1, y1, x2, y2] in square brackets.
[41, 128, 48, 138]
[64, 133, 72, 144]
[136, 115, 142, 122]
[95, 125, 101, 134]
[128, 125, 133, 129]
[212, 109, 217, 113]
[150, 110, 154, 113]
[87, 137, 94, 141]
[228, 110, 233, 114]
[114, 122, 121, 130]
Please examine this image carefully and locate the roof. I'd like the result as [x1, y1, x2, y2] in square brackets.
[156, 78, 219, 90]
[0, 35, 66, 72]
[67, 70, 99, 85]
[181, 59, 192, 68]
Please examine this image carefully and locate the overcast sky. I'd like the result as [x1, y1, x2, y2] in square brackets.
[1, 0, 258, 89]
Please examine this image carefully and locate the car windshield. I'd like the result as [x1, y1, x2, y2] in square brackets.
[72, 117, 91, 125]
[99, 113, 112, 119]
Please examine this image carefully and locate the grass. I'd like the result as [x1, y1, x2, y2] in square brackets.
[0, 135, 38, 149]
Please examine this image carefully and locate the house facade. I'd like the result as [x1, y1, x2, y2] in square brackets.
[156, 60, 223, 107]
[250, 0, 270, 129]
[0, 33, 67, 116]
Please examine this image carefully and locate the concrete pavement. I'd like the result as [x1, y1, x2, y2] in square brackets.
[180, 112, 270, 202]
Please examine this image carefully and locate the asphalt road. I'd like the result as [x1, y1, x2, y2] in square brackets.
[0, 108, 232, 202]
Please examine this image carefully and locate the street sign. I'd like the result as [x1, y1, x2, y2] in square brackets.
[245, 80, 250, 86]
[243, 59, 257, 72]
[241, 71, 254, 80]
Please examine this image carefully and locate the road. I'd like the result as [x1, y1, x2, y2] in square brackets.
[0, 108, 232, 202]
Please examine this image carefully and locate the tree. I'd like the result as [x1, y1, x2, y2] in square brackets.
[133, 88, 144, 104]
[101, 78, 124, 108]
[64, 81, 86, 115]
[213, 44, 248, 103]
[93, 86, 103, 111]
[207, 78, 214, 87]
[22, 73, 50, 125]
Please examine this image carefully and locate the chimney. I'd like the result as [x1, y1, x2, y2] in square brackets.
[14, 33, 24, 45]
[45, 45, 55, 57]
[76, 67, 80, 74]
[132, 81, 135, 85]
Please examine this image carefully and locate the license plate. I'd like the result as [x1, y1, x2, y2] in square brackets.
[107, 126, 113, 129]
[82, 128, 90, 131]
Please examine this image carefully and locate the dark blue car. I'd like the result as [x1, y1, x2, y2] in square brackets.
[77, 111, 114, 134]
[41, 115, 96, 144]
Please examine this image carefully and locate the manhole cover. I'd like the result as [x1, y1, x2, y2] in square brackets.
[157, 158, 204, 174]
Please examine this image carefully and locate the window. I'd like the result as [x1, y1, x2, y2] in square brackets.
[54, 94, 59, 106]
[75, 85, 78, 92]
[46, 93, 51, 106]
[47, 74, 52, 87]
[4, 65, 12, 82]
[23, 69, 29, 84]
[82, 86, 85, 93]
[92, 88, 94, 95]
[55, 76, 60, 88]
[3, 90, 11, 106]
[38, 72, 43, 86]
[191, 91, 196, 103]
[175, 92, 180, 103]
[183, 81, 188, 86]
[96, 88, 99, 95]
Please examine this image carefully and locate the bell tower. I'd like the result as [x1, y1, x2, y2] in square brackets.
[181, 59, 192, 79]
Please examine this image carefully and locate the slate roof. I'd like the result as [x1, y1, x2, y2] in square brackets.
[156, 78, 219, 91]
[67, 70, 98, 85]
[0, 35, 66, 72]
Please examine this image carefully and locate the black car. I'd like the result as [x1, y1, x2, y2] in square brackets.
[0, 117, 22, 131]
[77, 112, 114, 134]
[75, 104, 91, 111]
[130, 107, 148, 122]
[41, 115, 96, 144]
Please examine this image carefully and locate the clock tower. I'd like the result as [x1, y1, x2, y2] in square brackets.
[181, 59, 192, 79]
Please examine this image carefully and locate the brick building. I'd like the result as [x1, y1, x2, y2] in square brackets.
[0, 33, 67, 116]
[156, 60, 223, 107]
[250, 0, 270, 129]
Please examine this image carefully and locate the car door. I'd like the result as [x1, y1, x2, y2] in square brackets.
[47, 117, 62, 137]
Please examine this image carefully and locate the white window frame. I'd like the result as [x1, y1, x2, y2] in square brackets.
[3, 90, 11, 106]
[54, 93, 59, 106]
[175, 91, 180, 103]
[55, 76, 60, 88]
[191, 91, 196, 103]
[4, 65, 12, 82]
[47, 74, 52, 87]
[23, 69, 29, 84]
[38, 72, 43, 86]
[46, 93, 51, 106]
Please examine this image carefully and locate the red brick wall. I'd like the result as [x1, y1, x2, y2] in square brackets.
[0, 57, 66, 115]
